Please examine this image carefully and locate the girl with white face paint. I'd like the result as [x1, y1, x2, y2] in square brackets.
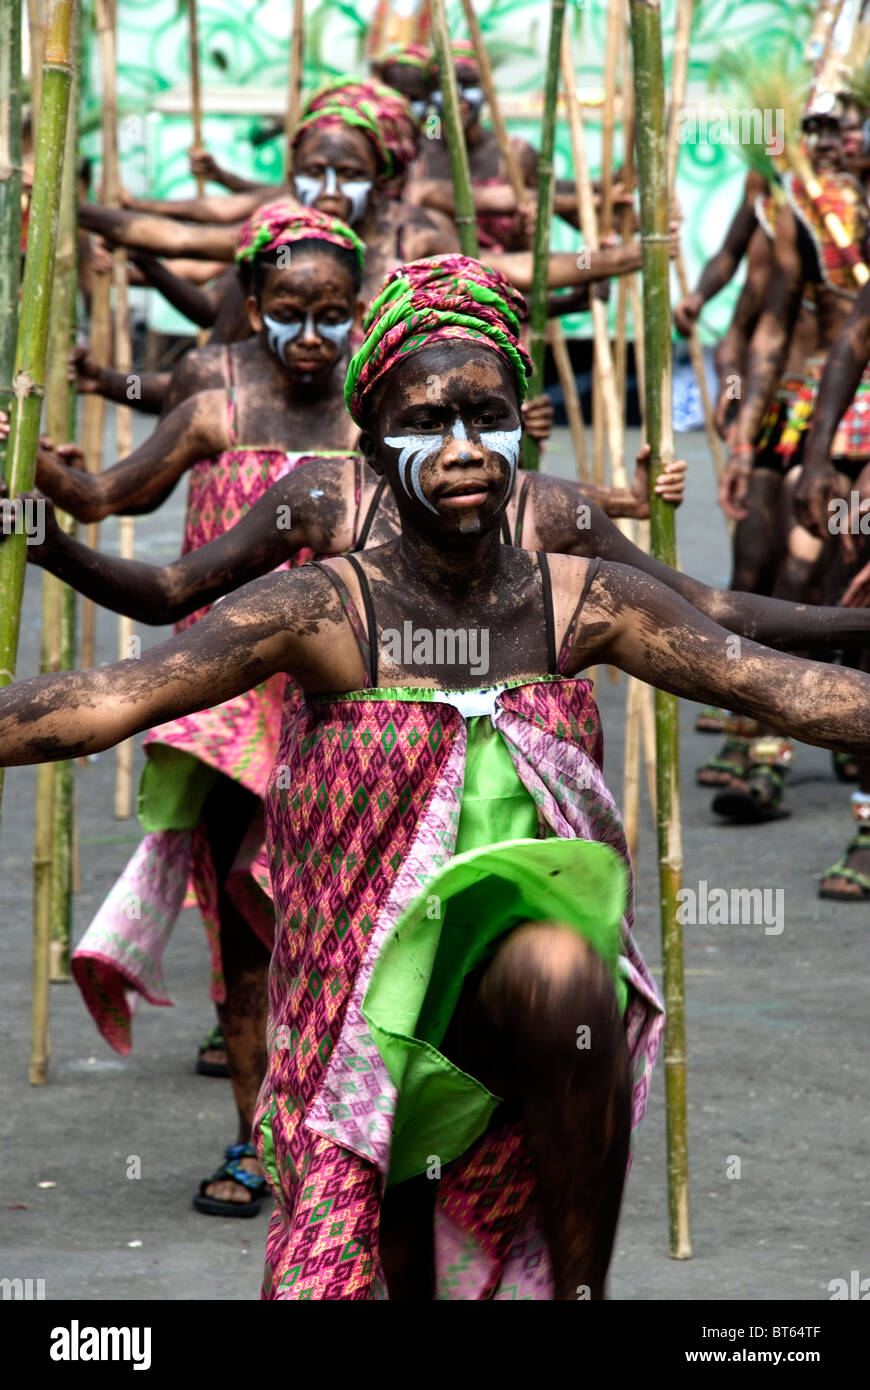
[25, 206, 365, 1224]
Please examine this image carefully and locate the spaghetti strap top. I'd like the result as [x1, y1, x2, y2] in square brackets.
[499, 472, 531, 547]
[224, 344, 239, 446]
[557, 555, 602, 674]
[312, 551, 564, 689]
[353, 477, 389, 552]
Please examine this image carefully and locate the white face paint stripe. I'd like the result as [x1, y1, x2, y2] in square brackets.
[385, 424, 523, 514]
[293, 169, 371, 224]
[481, 427, 522, 492]
[263, 313, 353, 361]
[384, 435, 442, 513]
[263, 313, 302, 359]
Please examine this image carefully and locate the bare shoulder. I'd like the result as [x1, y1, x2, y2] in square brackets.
[165, 344, 226, 410]
[522, 471, 595, 551]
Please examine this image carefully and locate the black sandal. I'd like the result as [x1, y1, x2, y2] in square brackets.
[193, 1143, 268, 1218]
[196, 1024, 229, 1078]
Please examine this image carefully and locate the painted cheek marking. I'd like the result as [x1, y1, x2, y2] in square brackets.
[384, 435, 442, 514]
[293, 174, 322, 205]
[340, 179, 372, 223]
[316, 317, 353, 350]
[480, 427, 522, 490]
[263, 313, 303, 360]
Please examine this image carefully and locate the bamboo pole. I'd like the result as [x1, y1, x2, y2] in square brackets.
[629, 0, 690, 1260]
[187, 0, 205, 197]
[459, 0, 588, 478]
[561, 27, 627, 491]
[0, 0, 76, 843]
[0, 0, 23, 485]
[589, 0, 622, 485]
[28, 0, 44, 130]
[96, 0, 135, 817]
[41, 31, 78, 981]
[615, 11, 635, 412]
[284, 0, 305, 177]
[668, 0, 726, 483]
[522, 0, 567, 472]
[79, 0, 114, 671]
[0, 0, 24, 814]
[551, 323, 589, 479]
[0, 0, 77, 1079]
[429, 0, 479, 258]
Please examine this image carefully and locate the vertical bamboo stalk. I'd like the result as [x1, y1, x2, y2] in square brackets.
[79, 0, 114, 671]
[551, 322, 589, 479]
[28, 0, 44, 129]
[669, 0, 725, 482]
[96, 0, 135, 817]
[1, 0, 24, 483]
[522, 0, 567, 472]
[41, 28, 78, 981]
[629, 0, 690, 1260]
[0, 0, 76, 838]
[459, 0, 588, 477]
[188, 0, 205, 196]
[429, 0, 479, 258]
[599, 0, 620, 242]
[0, 0, 24, 813]
[616, 8, 635, 411]
[622, 673, 642, 860]
[284, 0, 305, 176]
[0, 0, 77, 1078]
[459, 0, 522, 196]
[561, 27, 627, 490]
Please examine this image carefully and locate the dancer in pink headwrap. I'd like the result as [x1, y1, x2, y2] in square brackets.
[35, 204, 366, 1217]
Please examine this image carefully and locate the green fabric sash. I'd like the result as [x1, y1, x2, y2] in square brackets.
[362, 708, 629, 1187]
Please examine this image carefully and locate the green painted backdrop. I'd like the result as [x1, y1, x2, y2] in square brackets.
[79, 0, 814, 338]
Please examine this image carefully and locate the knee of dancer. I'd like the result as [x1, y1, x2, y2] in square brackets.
[481, 921, 624, 1083]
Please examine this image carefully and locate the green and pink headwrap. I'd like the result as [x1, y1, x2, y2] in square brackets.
[427, 38, 480, 81]
[345, 254, 532, 425]
[302, 76, 420, 182]
[373, 41, 430, 72]
[234, 200, 365, 273]
[292, 89, 395, 178]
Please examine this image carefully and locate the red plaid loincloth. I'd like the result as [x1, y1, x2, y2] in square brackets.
[782, 358, 870, 463]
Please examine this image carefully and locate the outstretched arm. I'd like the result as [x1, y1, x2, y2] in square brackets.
[574, 560, 870, 753]
[79, 204, 238, 262]
[20, 458, 354, 623]
[531, 472, 870, 649]
[73, 346, 169, 415]
[0, 570, 324, 766]
[491, 244, 643, 292]
[34, 390, 227, 521]
[130, 253, 219, 328]
[121, 185, 273, 225]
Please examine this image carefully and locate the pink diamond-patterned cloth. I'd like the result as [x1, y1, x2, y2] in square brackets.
[254, 677, 664, 1301]
[72, 419, 310, 1043]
